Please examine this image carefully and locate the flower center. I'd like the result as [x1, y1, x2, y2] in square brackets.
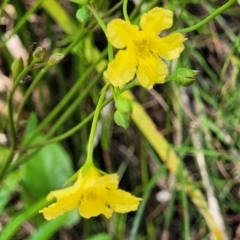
[133, 33, 150, 53]
[130, 31, 157, 64]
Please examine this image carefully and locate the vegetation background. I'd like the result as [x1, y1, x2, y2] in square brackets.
[0, 0, 240, 239]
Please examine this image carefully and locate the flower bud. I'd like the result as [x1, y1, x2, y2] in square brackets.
[174, 68, 198, 86]
[115, 97, 132, 114]
[47, 53, 65, 66]
[11, 57, 24, 79]
[32, 46, 46, 62]
[76, 6, 89, 23]
[114, 110, 130, 129]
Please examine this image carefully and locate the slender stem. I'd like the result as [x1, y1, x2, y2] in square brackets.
[16, 29, 85, 124]
[176, 0, 237, 34]
[9, 61, 37, 147]
[102, 1, 123, 18]
[88, 5, 107, 34]
[0, 0, 10, 18]
[16, 81, 137, 156]
[8, 82, 137, 174]
[85, 83, 110, 164]
[123, 0, 130, 21]
[46, 68, 105, 137]
[2, 0, 45, 46]
[16, 66, 50, 124]
[107, 43, 114, 62]
[23, 49, 108, 146]
[179, 162, 190, 240]
[0, 60, 36, 180]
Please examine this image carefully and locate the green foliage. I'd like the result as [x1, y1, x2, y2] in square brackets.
[21, 113, 74, 201]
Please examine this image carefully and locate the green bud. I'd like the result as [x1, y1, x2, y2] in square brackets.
[114, 110, 130, 129]
[76, 6, 89, 23]
[174, 68, 198, 86]
[11, 57, 24, 79]
[115, 97, 132, 114]
[47, 53, 65, 66]
[32, 46, 46, 62]
[166, 68, 198, 86]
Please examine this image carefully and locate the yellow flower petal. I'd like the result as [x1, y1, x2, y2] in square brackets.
[107, 19, 139, 49]
[103, 50, 136, 87]
[79, 187, 113, 219]
[96, 173, 119, 189]
[140, 7, 173, 35]
[154, 33, 186, 60]
[39, 165, 141, 220]
[136, 54, 168, 89]
[108, 189, 142, 213]
[39, 192, 79, 220]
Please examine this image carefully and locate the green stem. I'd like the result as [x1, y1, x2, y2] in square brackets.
[9, 61, 37, 146]
[176, 0, 237, 34]
[15, 81, 137, 166]
[123, 0, 130, 21]
[16, 65, 50, 124]
[107, 43, 114, 62]
[102, 1, 123, 18]
[16, 29, 85, 124]
[23, 49, 108, 145]
[179, 162, 190, 240]
[0, 60, 36, 180]
[0, 0, 10, 18]
[87, 5, 114, 61]
[46, 68, 105, 137]
[2, 0, 45, 46]
[85, 83, 110, 164]
[87, 5, 107, 34]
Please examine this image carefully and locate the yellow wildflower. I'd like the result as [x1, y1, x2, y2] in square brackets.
[39, 165, 142, 220]
[104, 7, 186, 89]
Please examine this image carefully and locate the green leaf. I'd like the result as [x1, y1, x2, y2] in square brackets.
[21, 135, 74, 202]
[0, 198, 47, 240]
[21, 113, 74, 202]
[0, 147, 11, 178]
[29, 210, 79, 240]
[0, 169, 22, 212]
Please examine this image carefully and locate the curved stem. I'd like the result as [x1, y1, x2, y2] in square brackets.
[176, 0, 237, 34]
[16, 81, 137, 157]
[0, 60, 36, 180]
[123, 0, 130, 21]
[16, 29, 85, 124]
[87, 5, 114, 62]
[88, 5, 107, 34]
[85, 83, 110, 164]
[46, 68, 105, 137]
[3, 0, 45, 46]
[23, 48, 108, 145]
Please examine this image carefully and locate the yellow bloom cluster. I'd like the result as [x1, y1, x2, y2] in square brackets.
[40, 165, 141, 219]
[104, 7, 186, 89]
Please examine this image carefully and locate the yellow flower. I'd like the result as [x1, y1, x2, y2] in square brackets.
[39, 165, 142, 220]
[104, 7, 186, 89]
